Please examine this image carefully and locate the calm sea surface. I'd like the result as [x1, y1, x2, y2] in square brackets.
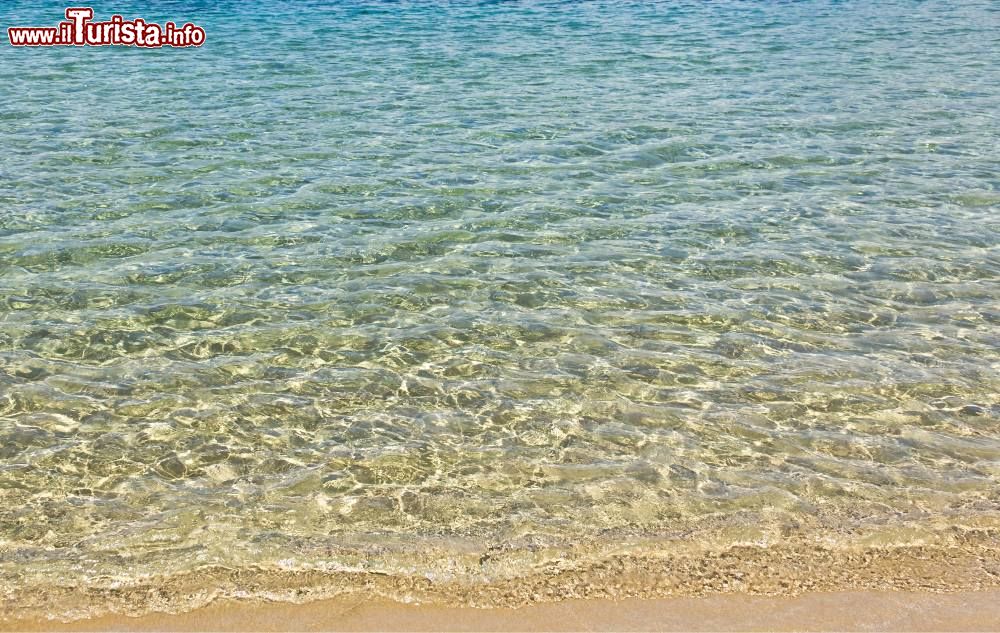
[1, 0, 999, 618]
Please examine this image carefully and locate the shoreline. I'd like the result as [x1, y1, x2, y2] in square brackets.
[4, 539, 1000, 627]
[5, 590, 1000, 632]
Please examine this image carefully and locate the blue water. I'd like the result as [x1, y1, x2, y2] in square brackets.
[1, 0, 999, 618]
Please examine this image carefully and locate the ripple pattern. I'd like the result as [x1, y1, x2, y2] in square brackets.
[1, 0, 999, 618]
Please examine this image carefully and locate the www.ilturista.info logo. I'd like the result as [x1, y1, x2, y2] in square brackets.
[8, 7, 205, 47]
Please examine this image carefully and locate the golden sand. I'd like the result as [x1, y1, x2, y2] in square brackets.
[5, 590, 1000, 632]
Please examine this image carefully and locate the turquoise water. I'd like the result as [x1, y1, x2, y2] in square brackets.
[1, 0, 999, 618]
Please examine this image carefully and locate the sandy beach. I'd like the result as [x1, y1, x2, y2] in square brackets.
[4, 590, 1000, 632]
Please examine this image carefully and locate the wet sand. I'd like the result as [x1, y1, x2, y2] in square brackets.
[5, 590, 1000, 632]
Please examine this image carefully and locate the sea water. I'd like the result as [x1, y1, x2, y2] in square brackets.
[1, 0, 998, 619]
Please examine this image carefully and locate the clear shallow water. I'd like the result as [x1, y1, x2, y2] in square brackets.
[1, 0, 999, 618]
